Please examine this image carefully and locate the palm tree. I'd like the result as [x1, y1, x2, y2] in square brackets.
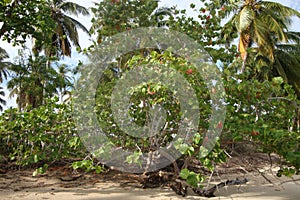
[8, 54, 58, 110]
[265, 31, 300, 96]
[221, 0, 300, 72]
[55, 64, 74, 102]
[90, 0, 172, 43]
[273, 45, 300, 97]
[32, 0, 90, 104]
[239, 30, 300, 99]
[0, 47, 11, 112]
[34, 0, 90, 57]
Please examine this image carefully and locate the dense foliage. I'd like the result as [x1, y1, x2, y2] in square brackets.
[0, 0, 54, 45]
[0, 98, 85, 168]
[0, 0, 299, 192]
[223, 67, 300, 176]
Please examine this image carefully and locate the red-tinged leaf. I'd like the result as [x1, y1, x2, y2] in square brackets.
[186, 68, 193, 75]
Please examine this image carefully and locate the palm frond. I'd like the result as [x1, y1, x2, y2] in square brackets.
[0, 67, 9, 83]
[0, 47, 9, 59]
[274, 49, 300, 93]
[0, 87, 5, 96]
[8, 86, 19, 99]
[0, 86, 6, 111]
[261, 12, 288, 42]
[59, 1, 90, 16]
[0, 47, 11, 82]
[252, 17, 269, 46]
[274, 55, 289, 82]
[237, 5, 255, 31]
[286, 31, 300, 44]
[153, 7, 173, 17]
[253, 17, 276, 61]
[276, 44, 300, 52]
[262, 1, 300, 17]
[53, 0, 64, 6]
[62, 14, 90, 35]
[60, 16, 79, 47]
[220, 15, 238, 44]
[51, 12, 90, 56]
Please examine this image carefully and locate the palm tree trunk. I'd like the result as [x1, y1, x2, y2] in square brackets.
[42, 59, 50, 104]
[241, 53, 247, 73]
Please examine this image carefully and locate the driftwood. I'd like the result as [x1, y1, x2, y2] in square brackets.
[141, 171, 249, 197]
[171, 178, 249, 197]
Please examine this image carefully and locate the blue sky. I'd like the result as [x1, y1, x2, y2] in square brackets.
[1, 0, 300, 110]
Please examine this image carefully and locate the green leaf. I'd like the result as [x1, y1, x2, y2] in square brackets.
[272, 77, 284, 85]
[179, 168, 190, 179]
[34, 154, 39, 163]
[186, 173, 198, 188]
[95, 166, 102, 174]
[193, 133, 201, 144]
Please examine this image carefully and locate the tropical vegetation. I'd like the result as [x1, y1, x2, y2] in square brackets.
[0, 0, 299, 197]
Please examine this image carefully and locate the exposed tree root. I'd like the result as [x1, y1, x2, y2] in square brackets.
[191, 178, 249, 197]
[140, 170, 249, 197]
[171, 177, 249, 197]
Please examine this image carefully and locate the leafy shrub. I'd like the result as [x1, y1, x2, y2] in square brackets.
[0, 98, 86, 167]
[93, 50, 227, 187]
[223, 71, 300, 176]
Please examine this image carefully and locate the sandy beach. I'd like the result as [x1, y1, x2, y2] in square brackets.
[1, 164, 299, 200]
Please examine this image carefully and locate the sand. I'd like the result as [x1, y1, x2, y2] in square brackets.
[1, 166, 299, 200]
